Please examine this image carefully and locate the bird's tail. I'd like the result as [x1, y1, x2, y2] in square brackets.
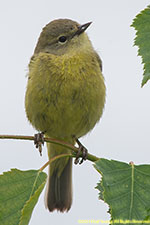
[45, 142, 72, 212]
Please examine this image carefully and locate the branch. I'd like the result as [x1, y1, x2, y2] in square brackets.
[39, 153, 73, 171]
[0, 134, 99, 162]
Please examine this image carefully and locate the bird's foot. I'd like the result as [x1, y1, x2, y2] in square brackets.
[34, 132, 45, 156]
[73, 136, 88, 165]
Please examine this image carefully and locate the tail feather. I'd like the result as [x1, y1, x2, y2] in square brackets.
[45, 157, 72, 212]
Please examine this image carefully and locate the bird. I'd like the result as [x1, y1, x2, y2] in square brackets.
[25, 18, 106, 212]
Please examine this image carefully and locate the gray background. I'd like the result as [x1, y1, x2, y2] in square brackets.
[0, 0, 150, 225]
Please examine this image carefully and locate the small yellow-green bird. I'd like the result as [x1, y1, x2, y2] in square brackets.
[25, 19, 106, 212]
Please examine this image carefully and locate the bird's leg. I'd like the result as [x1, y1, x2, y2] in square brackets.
[73, 136, 88, 165]
[34, 132, 45, 156]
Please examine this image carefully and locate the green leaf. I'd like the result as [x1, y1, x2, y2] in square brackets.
[94, 158, 150, 225]
[131, 5, 150, 87]
[95, 182, 104, 201]
[0, 169, 47, 225]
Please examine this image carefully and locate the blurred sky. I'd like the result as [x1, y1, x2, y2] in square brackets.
[0, 0, 150, 225]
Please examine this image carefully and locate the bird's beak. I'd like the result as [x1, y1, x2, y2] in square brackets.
[73, 22, 92, 37]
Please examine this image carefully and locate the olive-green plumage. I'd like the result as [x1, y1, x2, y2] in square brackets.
[25, 19, 106, 212]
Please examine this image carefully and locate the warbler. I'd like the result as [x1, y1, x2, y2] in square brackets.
[25, 19, 106, 212]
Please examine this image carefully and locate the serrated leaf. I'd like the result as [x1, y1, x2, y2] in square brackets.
[94, 158, 150, 225]
[141, 73, 150, 87]
[0, 169, 47, 225]
[19, 181, 45, 225]
[131, 5, 150, 86]
[95, 181, 104, 201]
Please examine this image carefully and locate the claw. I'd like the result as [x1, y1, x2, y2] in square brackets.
[73, 136, 88, 165]
[34, 132, 45, 156]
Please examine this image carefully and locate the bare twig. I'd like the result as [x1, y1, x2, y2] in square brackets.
[0, 134, 99, 162]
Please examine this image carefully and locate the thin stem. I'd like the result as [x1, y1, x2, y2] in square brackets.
[0, 134, 99, 162]
[39, 153, 73, 171]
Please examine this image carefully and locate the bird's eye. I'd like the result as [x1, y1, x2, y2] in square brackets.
[58, 36, 67, 43]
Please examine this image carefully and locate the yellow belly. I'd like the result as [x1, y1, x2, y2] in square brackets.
[25, 51, 105, 139]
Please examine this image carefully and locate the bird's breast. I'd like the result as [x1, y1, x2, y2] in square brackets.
[25, 52, 105, 139]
